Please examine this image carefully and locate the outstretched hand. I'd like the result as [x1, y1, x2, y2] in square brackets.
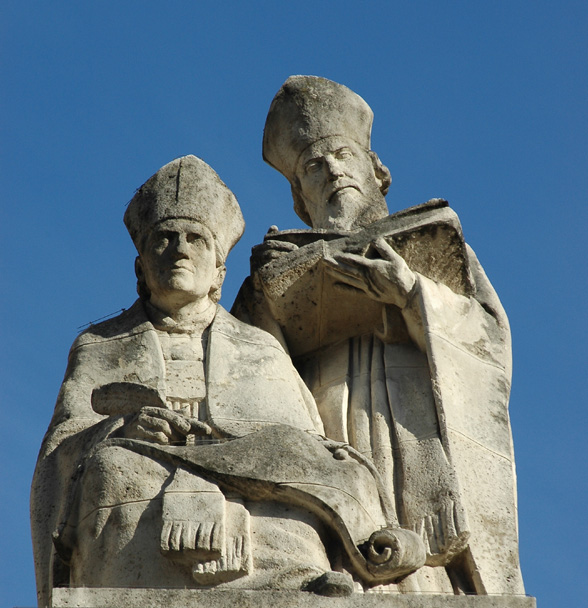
[324, 237, 416, 308]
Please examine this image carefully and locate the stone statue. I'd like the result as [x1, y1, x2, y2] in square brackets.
[31, 155, 431, 608]
[233, 76, 526, 596]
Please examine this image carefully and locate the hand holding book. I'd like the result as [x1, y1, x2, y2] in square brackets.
[324, 237, 417, 309]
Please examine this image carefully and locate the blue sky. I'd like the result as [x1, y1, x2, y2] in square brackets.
[1, 2, 586, 606]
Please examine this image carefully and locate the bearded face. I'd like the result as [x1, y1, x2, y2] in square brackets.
[294, 137, 388, 230]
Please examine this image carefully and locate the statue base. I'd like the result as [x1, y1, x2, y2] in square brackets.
[51, 588, 536, 608]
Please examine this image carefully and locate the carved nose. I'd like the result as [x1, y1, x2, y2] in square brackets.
[326, 160, 344, 179]
[172, 235, 190, 257]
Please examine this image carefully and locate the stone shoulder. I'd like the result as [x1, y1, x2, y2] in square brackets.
[71, 301, 150, 349]
[69, 303, 286, 355]
[212, 306, 289, 352]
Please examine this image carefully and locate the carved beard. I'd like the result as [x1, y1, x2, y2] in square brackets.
[303, 185, 389, 231]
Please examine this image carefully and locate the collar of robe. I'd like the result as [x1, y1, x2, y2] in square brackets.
[144, 299, 217, 335]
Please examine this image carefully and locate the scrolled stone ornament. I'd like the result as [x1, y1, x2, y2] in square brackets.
[364, 528, 426, 580]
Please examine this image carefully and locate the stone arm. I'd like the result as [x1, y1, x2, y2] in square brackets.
[231, 223, 521, 593]
[322, 237, 510, 362]
[231, 273, 291, 354]
[34, 337, 426, 599]
[322, 236, 417, 309]
[31, 332, 110, 607]
[114, 424, 426, 585]
[31, 308, 170, 606]
[32, 304, 326, 605]
[233, 227, 509, 362]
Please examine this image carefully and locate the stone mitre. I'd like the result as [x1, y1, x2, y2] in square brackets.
[124, 154, 245, 260]
[262, 75, 374, 182]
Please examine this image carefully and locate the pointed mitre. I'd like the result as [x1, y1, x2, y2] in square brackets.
[124, 155, 244, 260]
[262, 75, 374, 181]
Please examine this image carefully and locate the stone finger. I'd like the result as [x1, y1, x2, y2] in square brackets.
[138, 414, 174, 436]
[142, 407, 191, 434]
[135, 425, 169, 445]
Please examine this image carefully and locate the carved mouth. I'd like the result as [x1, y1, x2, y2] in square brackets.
[170, 264, 192, 272]
[328, 185, 359, 203]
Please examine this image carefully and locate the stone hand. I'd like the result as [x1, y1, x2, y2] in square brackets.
[124, 406, 194, 445]
[251, 237, 299, 269]
[325, 237, 416, 307]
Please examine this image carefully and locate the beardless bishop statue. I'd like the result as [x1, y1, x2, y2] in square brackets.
[32, 154, 429, 608]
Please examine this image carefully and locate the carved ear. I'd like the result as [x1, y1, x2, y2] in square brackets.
[135, 256, 144, 281]
[368, 150, 392, 195]
[134, 257, 150, 299]
[213, 264, 226, 288]
[208, 264, 226, 304]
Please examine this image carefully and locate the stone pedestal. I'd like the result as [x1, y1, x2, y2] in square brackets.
[52, 588, 536, 608]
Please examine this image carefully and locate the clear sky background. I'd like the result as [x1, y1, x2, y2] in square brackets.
[1, 2, 586, 606]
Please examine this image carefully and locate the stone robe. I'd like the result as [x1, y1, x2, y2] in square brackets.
[32, 302, 417, 607]
[232, 202, 525, 595]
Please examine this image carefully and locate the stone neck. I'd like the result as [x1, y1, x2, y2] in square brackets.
[144, 299, 217, 335]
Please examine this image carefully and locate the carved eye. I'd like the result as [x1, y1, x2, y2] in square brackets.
[186, 233, 201, 244]
[305, 159, 323, 174]
[336, 148, 352, 160]
[152, 233, 169, 249]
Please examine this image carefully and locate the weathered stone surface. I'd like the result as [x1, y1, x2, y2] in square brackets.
[248, 200, 472, 357]
[32, 76, 532, 606]
[233, 75, 526, 596]
[52, 588, 537, 608]
[32, 154, 429, 608]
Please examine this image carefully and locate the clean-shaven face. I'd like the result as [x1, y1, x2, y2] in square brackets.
[139, 218, 219, 308]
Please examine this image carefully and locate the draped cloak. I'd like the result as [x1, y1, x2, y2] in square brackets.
[231, 202, 525, 595]
[32, 304, 409, 607]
